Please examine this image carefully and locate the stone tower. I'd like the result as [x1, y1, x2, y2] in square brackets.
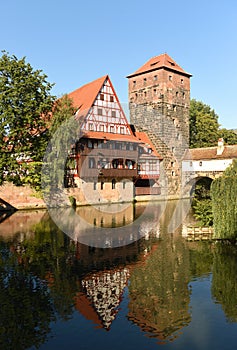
[127, 53, 192, 196]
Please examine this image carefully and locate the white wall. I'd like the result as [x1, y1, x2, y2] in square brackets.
[182, 158, 233, 172]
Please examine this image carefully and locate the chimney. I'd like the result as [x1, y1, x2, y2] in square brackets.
[217, 138, 224, 155]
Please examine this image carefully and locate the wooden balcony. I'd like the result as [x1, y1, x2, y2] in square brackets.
[98, 168, 137, 178]
[80, 148, 138, 160]
[78, 167, 137, 178]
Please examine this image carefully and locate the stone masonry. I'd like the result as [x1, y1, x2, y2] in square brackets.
[127, 54, 192, 196]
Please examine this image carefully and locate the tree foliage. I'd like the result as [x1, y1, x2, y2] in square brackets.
[211, 160, 237, 240]
[189, 99, 220, 148]
[218, 127, 237, 145]
[0, 51, 55, 185]
[190, 99, 237, 148]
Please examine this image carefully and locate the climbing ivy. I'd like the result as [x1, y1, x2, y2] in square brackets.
[211, 160, 237, 240]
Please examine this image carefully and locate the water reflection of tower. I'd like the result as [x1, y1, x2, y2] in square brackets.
[127, 228, 191, 342]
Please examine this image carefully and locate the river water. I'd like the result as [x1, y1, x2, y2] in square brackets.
[0, 200, 237, 350]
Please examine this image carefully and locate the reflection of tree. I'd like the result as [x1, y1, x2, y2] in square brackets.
[13, 214, 79, 320]
[212, 244, 237, 322]
[128, 235, 191, 342]
[188, 242, 213, 278]
[0, 241, 54, 350]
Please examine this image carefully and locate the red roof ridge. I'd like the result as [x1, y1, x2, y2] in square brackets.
[127, 53, 192, 78]
[68, 75, 108, 113]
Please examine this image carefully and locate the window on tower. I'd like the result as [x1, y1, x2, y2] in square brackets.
[169, 75, 172, 81]
[154, 75, 158, 81]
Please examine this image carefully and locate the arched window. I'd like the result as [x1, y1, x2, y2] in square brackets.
[112, 179, 116, 190]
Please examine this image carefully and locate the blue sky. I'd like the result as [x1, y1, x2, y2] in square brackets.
[1, 0, 237, 129]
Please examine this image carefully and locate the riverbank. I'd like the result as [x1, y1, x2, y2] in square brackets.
[0, 182, 190, 211]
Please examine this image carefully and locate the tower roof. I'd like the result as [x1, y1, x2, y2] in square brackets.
[127, 53, 192, 78]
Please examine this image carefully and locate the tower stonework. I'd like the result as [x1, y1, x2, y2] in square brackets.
[127, 54, 192, 196]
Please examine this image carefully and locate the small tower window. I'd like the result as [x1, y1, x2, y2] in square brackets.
[183, 92, 185, 99]
[112, 179, 116, 190]
[144, 91, 147, 98]
[169, 75, 172, 81]
[181, 78, 184, 84]
[144, 78, 147, 85]
[154, 75, 158, 81]
[176, 91, 178, 97]
[133, 80, 136, 87]
[153, 89, 157, 95]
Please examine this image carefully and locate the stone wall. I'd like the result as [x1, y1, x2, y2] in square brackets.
[0, 182, 46, 210]
[128, 67, 191, 196]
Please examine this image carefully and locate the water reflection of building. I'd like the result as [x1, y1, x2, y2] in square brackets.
[75, 268, 130, 330]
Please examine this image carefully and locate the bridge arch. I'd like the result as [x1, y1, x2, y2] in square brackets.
[183, 175, 214, 198]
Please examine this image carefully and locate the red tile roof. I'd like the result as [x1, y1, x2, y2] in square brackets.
[135, 131, 163, 159]
[68, 75, 108, 113]
[184, 145, 237, 160]
[127, 53, 192, 78]
[82, 131, 141, 143]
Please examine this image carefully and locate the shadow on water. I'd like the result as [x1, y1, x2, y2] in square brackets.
[0, 200, 237, 349]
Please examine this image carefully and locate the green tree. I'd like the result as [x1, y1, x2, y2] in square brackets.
[211, 159, 237, 240]
[0, 51, 55, 186]
[49, 94, 77, 136]
[189, 99, 220, 148]
[219, 128, 237, 145]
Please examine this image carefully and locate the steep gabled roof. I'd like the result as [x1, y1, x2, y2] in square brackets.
[68, 75, 108, 113]
[135, 131, 163, 159]
[127, 53, 192, 78]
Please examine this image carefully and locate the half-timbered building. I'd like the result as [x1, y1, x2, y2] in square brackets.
[65, 75, 162, 205]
